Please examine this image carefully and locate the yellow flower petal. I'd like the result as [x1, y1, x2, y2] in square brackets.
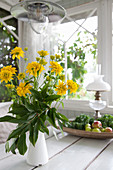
[11, 47, 24, 60]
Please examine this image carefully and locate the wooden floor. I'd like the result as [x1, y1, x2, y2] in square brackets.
[0, 132, 113, 170]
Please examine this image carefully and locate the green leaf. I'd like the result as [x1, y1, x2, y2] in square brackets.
[0, 116, 28, 123]
[47, 116, 57, 129]
[9, 103, 29, 116]
[45, 95, 61, 102]
[57, 112, 69, 121]
[40, 118, 49, 135]
[5, 141, 10, 153]
[34, 122, 39, 144]
[25, 101, 35, 112]
[18, 134, 27, 155]
[39, 101, 49, 110]
[30, 89, 43, 101]
[40, 84, 49, 98]
[8, 124, 27, 140]
[10, 141, 17, 154]
[29, 124, 34, 146]
[58, 120, 63, 131]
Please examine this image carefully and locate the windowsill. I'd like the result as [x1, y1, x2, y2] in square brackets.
[58, 99, 113, 114]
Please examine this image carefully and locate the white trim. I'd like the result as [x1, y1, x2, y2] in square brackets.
[66, 0, 99, 17]
[0, 2, 10, 11]
[1, 15, 13, 21]
[97, 0, 112, 104]
[0, 20, 19, 40]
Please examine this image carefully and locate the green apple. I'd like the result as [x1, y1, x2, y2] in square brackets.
[85, 123, 91, 128]
[100, 128, 105, 132]
[85, 127, 91, 131]
[92, 128, 101, 133]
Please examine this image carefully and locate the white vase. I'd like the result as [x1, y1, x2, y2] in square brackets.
[26, 131, 48, 166]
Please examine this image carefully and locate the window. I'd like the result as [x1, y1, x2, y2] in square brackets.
[0, 8, 18, 102]
[49, 0, 113, 113]
[53, 9, 98, 101]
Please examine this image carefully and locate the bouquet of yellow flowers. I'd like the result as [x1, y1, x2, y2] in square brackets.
[0, 47, 78, 155]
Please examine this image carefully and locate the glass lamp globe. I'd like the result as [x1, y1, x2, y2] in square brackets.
[86, 74, 111, 118]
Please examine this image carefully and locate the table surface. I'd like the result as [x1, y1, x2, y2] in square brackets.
[0, 130, 113, 170]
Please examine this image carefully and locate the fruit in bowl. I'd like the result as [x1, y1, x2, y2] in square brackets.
[92, 120, 102, 128]
[105, 127, 112, 132]
[85, 127, 92, 132]
[92, 128, 101, 133]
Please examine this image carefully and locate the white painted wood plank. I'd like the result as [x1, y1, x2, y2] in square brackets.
[0, 143, 12, 160]
[35, 138, 112, 170]
[0, 154, 34, 170]
[47, 133, 80, 158]
[87, 139, 113, 170]
[0, 134, 80, 170]
[0, 126, 59, 160]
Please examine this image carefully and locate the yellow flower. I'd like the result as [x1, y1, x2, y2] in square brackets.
[55, 80, 67, 95]
[24, 47, 28, 51]
[36, 57, 41, 62]
[49, 61, 63, 75]
[67, 80, 78, 94]
[37, 50, 49, 57]
[59, 74, 65, 81]
[1, 65, 17, 75]
[17, 73, 26, 80]
[50, 55, 55, 60]
[0, 70, 13, 83]
[16, 82, 32, 97]
[55, 54, 61, 59]
[26, 61, 45, 77]
[24, 58, 28, 61]
[6, 84, 15, 89]
[11, 47, 24, 60]
[40, 59, 47, 65]
[46, 76, 51, 81]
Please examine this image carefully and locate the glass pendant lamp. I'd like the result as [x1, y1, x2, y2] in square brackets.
[10, 0, 66, 34]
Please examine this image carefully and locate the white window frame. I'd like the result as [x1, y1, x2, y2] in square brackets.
[58, 0, 113, 114]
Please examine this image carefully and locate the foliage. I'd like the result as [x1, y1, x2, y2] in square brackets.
[0, 47, 78, 155]
[65, 114, 113, 130]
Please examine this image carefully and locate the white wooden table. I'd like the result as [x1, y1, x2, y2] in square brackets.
[0, 132, 113, 170]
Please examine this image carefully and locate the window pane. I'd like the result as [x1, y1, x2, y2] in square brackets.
[0, 8, 18, 102]
[52, 9, 98, 100]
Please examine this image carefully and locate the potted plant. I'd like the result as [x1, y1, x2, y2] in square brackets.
[0, 47, 78, 165]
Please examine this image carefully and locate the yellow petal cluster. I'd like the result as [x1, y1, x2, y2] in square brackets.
[49, 61, 63, 76]
[11, 47, 24, 60]
[1, 65, 17, 74]
[6, 84, 15, 89]
[67, 80, 78, 94]
[26, 61, 45, 77]
[55, 80, 67, 95]
[39, 59, 47, 65]
[0, 70, 13, 83]
[16, 82, 32, 97]
[37, 50, 49, 57]
[55, 54, 61, 59]
[59, 74, 65, 81]
[17, 73, 26, 80]
[50, 55, 55, 60]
